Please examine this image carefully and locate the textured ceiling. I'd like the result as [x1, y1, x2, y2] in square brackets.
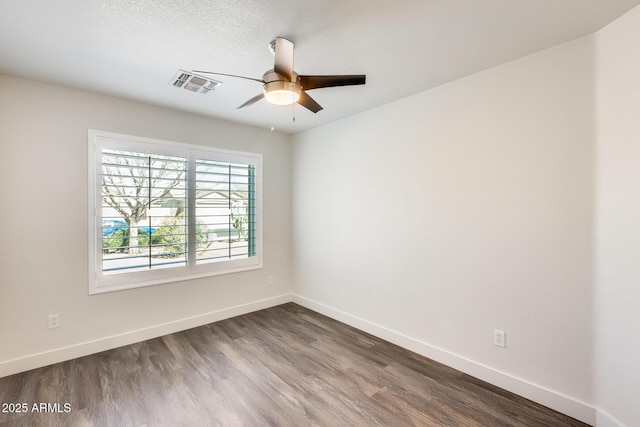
[1, 0, 639, 134]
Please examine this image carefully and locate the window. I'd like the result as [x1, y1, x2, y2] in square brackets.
[88, 130, 262, 294]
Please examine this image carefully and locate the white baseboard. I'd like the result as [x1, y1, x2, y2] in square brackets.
[597, 409, 625, 427]
[0, 293, 292, 378]
[292, 294, 597, 426]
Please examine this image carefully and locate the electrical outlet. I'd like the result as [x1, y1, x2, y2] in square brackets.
[267, 275, 274, 285]
[48, 314, 59, 329]
[494, 329, 506, 347]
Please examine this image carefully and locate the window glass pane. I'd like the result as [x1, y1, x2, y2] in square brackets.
[101, 149, 187, 274]
[195, 159, 255, 264]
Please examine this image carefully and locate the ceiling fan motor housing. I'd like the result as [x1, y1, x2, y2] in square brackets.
[262, 70, 302, 105]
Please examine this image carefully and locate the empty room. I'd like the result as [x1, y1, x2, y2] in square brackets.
[1, 1, 640, 426]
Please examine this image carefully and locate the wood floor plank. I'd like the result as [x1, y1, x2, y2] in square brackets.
[0, 303, 589, 426]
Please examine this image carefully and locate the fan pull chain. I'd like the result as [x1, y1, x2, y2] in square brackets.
[269, 102, 276, 132]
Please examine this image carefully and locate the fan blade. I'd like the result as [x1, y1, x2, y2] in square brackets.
[299, 75, 366, 90]
[192, 70, 265, 84]
[297, 91, 323, 113]
[273, 37, 294, 82]
[237, 93, 265, 109]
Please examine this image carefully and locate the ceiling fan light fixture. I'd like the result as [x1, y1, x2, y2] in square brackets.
[263, 80, 301, 105]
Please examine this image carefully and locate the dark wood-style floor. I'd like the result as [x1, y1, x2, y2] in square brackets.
[0, 303, 588, 427]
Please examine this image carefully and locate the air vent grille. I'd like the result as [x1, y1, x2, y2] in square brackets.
[173, 72, 190, 88]
[170, 70, 222, 95]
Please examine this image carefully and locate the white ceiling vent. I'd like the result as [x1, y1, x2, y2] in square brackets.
[170, 70, 222, 94]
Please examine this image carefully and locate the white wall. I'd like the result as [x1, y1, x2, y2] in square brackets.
[0, 75, 292, 376]
[292, 37, 596, 423]
[594, 6, 640, 427]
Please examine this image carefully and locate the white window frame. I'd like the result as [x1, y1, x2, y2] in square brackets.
[88, 130, 263, 294]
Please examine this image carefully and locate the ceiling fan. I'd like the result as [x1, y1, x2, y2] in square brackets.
[194, 37, 366, 113]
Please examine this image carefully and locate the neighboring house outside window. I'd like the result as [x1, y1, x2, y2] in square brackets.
[88, 130, 262, 294]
